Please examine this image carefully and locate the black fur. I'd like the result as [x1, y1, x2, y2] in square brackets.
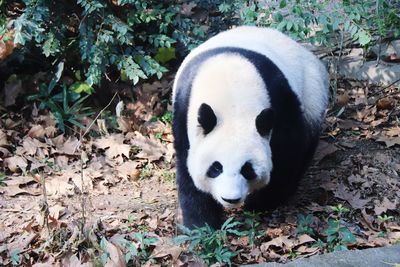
[256, 108, 274, 136]
[206, 161, 223, 178]
[198, 103, 217, 135]
[240, 162, 257, 181]
[173, 47, 322, 229]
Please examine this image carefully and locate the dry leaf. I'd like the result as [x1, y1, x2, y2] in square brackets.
[374, 197, 397, 215]
[4, 155, 28, 172]
[116, 161, 140, 180]
[314, 141, 338, 162]
[95, 134, 131, 163]
[336, 92, 349, 107]
[0, 129, 7, 147]
[260, 235, 294, 251]
[49, 204, 67, 220]
[376, 135, 400, 148]
[152, 237, 183, 260]
[62, 136, 80, 155]
[334, 183, 370, 209]
[28, 125, 46, 138]
[376, 97, 394, 110]
[131, 132, 166, 162]
[3, 176, 39, 196]
[62, 254, 94, 267]
[103, 239, 126, 267]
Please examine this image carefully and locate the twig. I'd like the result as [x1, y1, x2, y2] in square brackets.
[73, 91, 118, 153]
[39, 173, 50, 232]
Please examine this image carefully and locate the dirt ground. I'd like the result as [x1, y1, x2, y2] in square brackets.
[0, 78, 399, 265]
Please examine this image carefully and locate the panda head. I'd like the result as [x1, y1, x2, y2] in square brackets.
[187, 102, 274, 208]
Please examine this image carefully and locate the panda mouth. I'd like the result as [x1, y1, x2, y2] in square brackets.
[221, 197, 241, 204]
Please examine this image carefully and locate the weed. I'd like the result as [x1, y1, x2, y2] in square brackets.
[139, 163, 154, 180]
[242, 211, 263, 247]
[161, 111, 173, 125]
[10, 249, 21, 265]
[297, 214, 316, 236]
[378, 213, 395, 237]
[324, 205, 356, 252]
[175, 217, 246, 266]
[162, 170, 176, 184]
[0, 173, 6, 186]
[378, 214, 394, 223]
[117, 232, 158, 264]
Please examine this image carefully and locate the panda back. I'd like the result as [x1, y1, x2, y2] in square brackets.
[173, 26, 328, 125]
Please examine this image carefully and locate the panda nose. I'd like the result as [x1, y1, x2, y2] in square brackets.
[221, 197, 241, 204]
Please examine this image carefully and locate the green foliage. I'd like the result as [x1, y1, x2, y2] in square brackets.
[0, 173, 6, 186]
[324, 205, 356, 251]
[219, 0, 400, 47]
[7, 0, 229, 87]
[10, 249, 21, 266]
[297, 214, 316, 236]
[242, 211, 263, 247]
[26, 62, 94, 132]
[118, 233, 158, 264]
[139, 163, 154, 180]
[175, 217, 246, 266]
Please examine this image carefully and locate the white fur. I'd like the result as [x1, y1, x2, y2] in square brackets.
[173, 26, 329, 125]
[173, 26, 328, 208]
[186, 54, 273, 207]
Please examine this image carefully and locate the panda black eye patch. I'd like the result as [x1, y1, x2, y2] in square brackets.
[240, 161, 257, 181]
[198, 103, 217, 135]
[206, 161, 223, 178]
[256, 108, 274, 136]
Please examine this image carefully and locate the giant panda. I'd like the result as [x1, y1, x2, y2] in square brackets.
[172, 26, 329, 229]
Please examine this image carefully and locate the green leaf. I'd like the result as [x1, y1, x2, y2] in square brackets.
[69, 82, 93, 94]
[154, 47, 176, 64]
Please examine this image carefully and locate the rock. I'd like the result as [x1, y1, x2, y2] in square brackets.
[243, 245, 400, 267]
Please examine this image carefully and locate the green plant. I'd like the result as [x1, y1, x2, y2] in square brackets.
[378, 213, 395, 237]
[0, 173, 6, 186]
[175, 217, 245, 266]
[297, 214, 316, 236]
[118, 232, 158, 264]
[10, 249, 21, 266]
[139, 163, 154, 180]
[27, 62, 94, 132]
[242, 211, 262, 247]
[220, 0, 400, 47]
[160, 110, 173, 125]
[324, 204, 356, 251]
[161, 170, 175, 184]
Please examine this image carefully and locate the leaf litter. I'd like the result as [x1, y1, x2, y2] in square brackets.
[0, 78, 399, 265]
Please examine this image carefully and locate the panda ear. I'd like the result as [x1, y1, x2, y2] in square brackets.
[256, 108, 274, 136]
[198, 103, 217, 135]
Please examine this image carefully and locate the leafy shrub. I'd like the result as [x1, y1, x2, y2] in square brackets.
[175, 217, 245, 266]
[3, 0, 230, 87]
[221, 0, 400, 47]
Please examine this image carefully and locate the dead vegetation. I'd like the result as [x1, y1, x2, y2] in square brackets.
[0, 78, 399, 266]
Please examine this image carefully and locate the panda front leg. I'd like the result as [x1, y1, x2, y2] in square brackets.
[176, 164, 224, 229]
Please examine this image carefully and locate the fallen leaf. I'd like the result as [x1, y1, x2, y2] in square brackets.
[131, 132, 166, 162]
[49, 204, 67, 220]
[62, 136, 80, 155]
[116, 161, 140, 180]
[104, 239, 126, 267]
[62, 254, 94, 267]
[260, 235, 294, 251]
[376, 135, 400, 148]
[0, 129, 7, 146]
[28, 125, 46, 139]
[336, 92, 349, 107]
[3, 176, 39, 196]
[334, 183, 370, 209]
[314, 141, 338, 162]
[4, 155, 28, 172]
[94, 134, 131, 163]
[297, 234, 316, 245]
[152, 237, 183, 260]
[4, 78, 23, 107]
[374, 197, 398, 215]
[386, 126, 400, 137]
